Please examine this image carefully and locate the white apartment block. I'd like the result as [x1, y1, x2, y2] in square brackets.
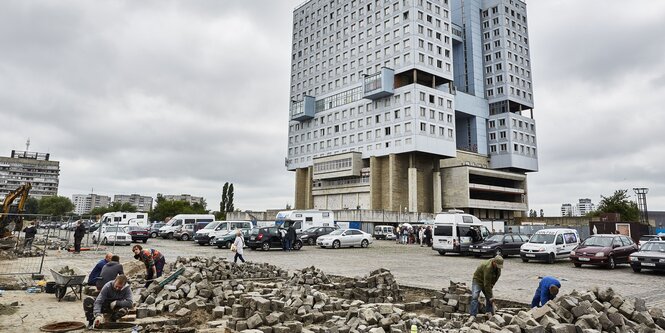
[287, 0, 536, 219]
[114, 194, 153, 212]
[73, 194, 111, 215]
[561, 203, 573, 217]
[561, 199, 595, 217]
[0, 150, 60, 200]
[160, 194, 205, 206]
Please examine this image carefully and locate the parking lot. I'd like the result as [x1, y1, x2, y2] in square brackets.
[84, 235, 664, 310]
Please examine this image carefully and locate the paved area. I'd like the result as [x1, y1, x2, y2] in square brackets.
[1, 233, 663, 332]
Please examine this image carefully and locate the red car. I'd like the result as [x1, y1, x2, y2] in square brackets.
[570, 234, 638, 269]
[125, 226, 149, 243]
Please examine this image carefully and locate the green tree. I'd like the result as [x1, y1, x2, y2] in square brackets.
[226, 184, 234, 212]
[38, 196, 75, 216]
[594, 189, 640, 222]
[150, 199, 208, 223]
[24, 197, 39, 216]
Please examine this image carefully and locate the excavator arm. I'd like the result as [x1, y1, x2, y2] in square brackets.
[0, 183, 32, 238]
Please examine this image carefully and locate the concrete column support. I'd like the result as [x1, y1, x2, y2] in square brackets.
[408, 167, 418, 212]
[433, 171, 442, 213]
[294, 167, 313, 209]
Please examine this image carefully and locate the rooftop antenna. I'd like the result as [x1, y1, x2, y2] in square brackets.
[25, 138, 30, 151]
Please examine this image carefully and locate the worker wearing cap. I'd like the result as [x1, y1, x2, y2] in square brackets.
[470, 255, 503, 316]
[531, 276, 561, 308]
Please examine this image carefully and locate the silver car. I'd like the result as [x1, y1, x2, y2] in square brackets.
[317, 228, 373, 249]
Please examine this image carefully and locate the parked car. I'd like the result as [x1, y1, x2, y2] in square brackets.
[194, 221, 223, 245]
[91, 226, 131, 246]
[520, 228, 580, 264]
[89, 222, 101, 233]
[317, 228, 373, 249]
[125, 226, 149, 243]
[469, 234, 529, 257]
[570, 234, 638, 269]
[174, 223, 194, 241]
[149, 222, 164, 238]
[299, 226, 338, 245]
[214, 229, 252, 249]
[247, 227, 303, 251]
[629, 241, 665, 273]
[638, 235, 665, 249]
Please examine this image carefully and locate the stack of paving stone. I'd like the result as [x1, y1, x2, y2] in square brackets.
[289, 266, 333, 286]
[337, 268, 404, 304]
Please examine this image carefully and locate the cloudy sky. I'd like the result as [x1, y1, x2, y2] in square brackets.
[1, 0, 663, 216]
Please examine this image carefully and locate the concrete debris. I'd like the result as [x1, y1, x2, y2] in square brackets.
[132, 258, 665, 333]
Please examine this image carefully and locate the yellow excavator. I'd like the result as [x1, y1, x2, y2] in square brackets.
[0, 183, 32, 238]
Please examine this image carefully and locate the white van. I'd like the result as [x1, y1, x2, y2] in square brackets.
[520, 228, 580, 264]
[207, 220, 254, 245]
[158, 214, 215, 239]
[431, 210, 490, 255]
[374, 225, 396, 240]
[276, 210, 335, 234]
[99, 212, 149, 228]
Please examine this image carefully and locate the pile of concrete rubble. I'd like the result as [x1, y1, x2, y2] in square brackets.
[133, 257, 665, 333]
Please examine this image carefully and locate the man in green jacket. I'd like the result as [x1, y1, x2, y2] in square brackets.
[470, 255, 503, 316]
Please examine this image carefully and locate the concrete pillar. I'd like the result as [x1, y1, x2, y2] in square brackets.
[294, 167, 313, 209]
[408, 167, 418, 212]
[369, 156, 382, 210]
[433, 171, 442, 213]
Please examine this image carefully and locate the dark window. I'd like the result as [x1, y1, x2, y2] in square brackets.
[506, 235, 515, 243]
[306, 217, 313, 221]
[185, 219, 195, 224]
[462, 216, 473, 223]
[555, 235, 564, 245]
[434, 225, 452, 236]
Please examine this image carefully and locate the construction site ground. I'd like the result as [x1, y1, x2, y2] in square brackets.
[0, 236, 663, 332]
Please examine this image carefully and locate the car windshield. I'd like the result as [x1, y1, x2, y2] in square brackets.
[328, 229, 345, 236]
[105, 227, 124, 233]
[203, 222, 220, 230]
[582, 237, 613, 247]
[641, 242, 665, 252]
[529, 233, 555, 244]
[487, 235, 503, 242]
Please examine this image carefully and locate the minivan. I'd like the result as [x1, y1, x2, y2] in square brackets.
[520, 228, 580, 264]
[208, 221, 254, 245]
[158, 214, 215, 239]
[431, 210, 490, 255]
[373, 225, 396, 240]
[174, 221, 211, 241]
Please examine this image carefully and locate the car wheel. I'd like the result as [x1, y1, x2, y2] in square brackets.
[261, 242, 271, 251]
[150, 232, 158, 238]
[142, 239, 147, 244]
[181, 234, 190, 241]
[632, 266, 641, 273]
[547, 253, 555, 264]
[293, 240, 302, 250]
[521, 257, 529, 263]
[332, 240, 340, 249]
[167, 233, 173, 239]
[225, 241, 232, 249]
[102, 238, 108, 245]
[574, 263, 582, 268]
[308, 238, 316, 246]
[438, 250, 446, 256]
[495, 248, 503, 257]
[361, 239, 369, 248]
[608, 256, 616, 269]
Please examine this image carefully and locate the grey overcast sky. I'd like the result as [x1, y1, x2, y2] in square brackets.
[1, 0, 664, 216]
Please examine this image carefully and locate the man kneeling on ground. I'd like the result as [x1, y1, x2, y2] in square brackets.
[83, 274, 133, 328]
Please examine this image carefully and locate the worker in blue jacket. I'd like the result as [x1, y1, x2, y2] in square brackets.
[531, 276, 561, 308]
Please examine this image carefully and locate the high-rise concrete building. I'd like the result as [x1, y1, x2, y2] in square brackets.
[574, 198, 594, 217]
[160, 194, 205, 206]
[0, 150, 60, 200]
[561, 203, 573, 217]
[287, 0, 536, 220]
[114, 194, 153, 212]
[73, 194, 111, 215]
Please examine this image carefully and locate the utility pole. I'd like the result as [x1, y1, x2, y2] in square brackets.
[633, 188, 649, 225]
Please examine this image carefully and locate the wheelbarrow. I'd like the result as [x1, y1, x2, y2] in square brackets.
[50, 268, 86, 301]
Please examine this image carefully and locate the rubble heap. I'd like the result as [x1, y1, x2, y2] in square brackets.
[133, 258, 665, 333]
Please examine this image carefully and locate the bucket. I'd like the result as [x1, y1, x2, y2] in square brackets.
[45, 281, 56, 294]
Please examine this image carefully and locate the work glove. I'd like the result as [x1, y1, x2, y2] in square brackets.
[94, 314, 104, 328]
[110, 301, 117, 310]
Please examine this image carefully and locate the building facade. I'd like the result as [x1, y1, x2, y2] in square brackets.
[160, 194, 205, 206]
[114, 194, 153, 212]
[574, 198, 595, 217]
[561, 203, 573, 217]
[287, 0, 536, 220]
[72, 194, 111, 215]
[0, 150, 60, 200]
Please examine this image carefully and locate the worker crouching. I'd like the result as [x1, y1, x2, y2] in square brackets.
[83, 274, 133, 328]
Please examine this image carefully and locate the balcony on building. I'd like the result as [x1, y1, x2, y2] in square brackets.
[290, 95, 316, 122]
[363, 67, 394, 100]
[312, 152, 363, 180]
[451, 23, 463, 43]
